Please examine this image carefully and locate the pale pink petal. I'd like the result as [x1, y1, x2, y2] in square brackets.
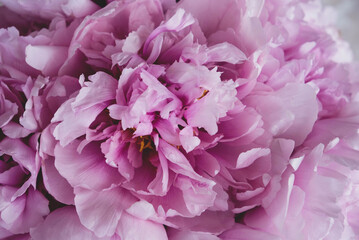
[2, 123, 31, 139]
[0, 0, 99, 19]
[275, 83, 319, 146]
[30, 207, 109, 240]
[235, 148, 270, 169]
[0, 187, 49, 234]
[206, 42, 247, 64]
[52, 100, 108, 147]
[74, 187, 136, 238]
[173, 175, 216, 216]
[220, 224, 281, 240]
[71, 72, 117, 111]
[116, 212, 167, 240]
[168, 229, 220, 240]
[25, 45, 68, 76]
[54, 141, 122, 191]
[143, 8, 195, 54]
[179, 126, 200, 153]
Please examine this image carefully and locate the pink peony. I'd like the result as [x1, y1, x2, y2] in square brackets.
[0, 0, 359, 239]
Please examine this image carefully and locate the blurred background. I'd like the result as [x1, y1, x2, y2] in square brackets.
[323, 0, 359, 59]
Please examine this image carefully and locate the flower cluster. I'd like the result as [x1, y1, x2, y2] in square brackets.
[1, 0, 359, 239]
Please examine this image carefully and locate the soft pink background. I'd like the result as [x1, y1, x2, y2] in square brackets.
[323, 0, 359, 59]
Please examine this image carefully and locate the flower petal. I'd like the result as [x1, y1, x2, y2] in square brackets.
[54, 141, 122, 191]
[74, 187, 136, 238]
[30, 207, 109, 240]
[116, 212, 167, 240]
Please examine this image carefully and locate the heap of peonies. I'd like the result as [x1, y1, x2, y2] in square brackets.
[1, 0, 359, 239]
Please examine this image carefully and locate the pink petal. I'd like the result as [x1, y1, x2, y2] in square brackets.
[101, 132, 135, 181]
[179, 126, 200, 153]
[0, 138, 37, 176]
[0, 0, 99, 19]
[173, 175, 216, 216]
[275, 83, 319, 146]
[0, 165, 24, 186]
[221, 224, 281, 240]
[168, 210, 234, 235]
[30, 207, 109, 240]
[74, 187, 136, 238]
[235, 148, 270, 169]
[2, 123, 31, 139]
[168, 229, 220, 240]
[206, 42, 247, 64]
[54, 141, 122, 191]
[41, 156, 74, 205]
[25, 45, 68, 76]
[0, 98, 18, 128]
[185, 98, 219, 135]
[1, 187, 49, 234]
[148, 151, 169, 196]
[71, 72, 117, 111]
[116, 212, 167, 240]
[52, 100, 108, 146]
[194, 151, 220, 177]
[143, 8, 195, 54]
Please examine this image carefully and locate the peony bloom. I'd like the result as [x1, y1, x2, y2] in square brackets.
[0, 60, 50, 239]
[0, 16, 82, 238]
[0, 0, 359, 239]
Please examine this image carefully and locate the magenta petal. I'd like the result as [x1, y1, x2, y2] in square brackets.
[0, 165, 24, 186]
[194, 151, 220, 177]
[42, 156, 74, 205]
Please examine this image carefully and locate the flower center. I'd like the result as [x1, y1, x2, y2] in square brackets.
[197, 89, 209, 100]
[137, 135, 155, 152]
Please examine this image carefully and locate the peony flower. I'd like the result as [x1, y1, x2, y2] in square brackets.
[0, 0, 359, 239]
[0, 72, 50, 238]
[0, 16, 82, 238]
